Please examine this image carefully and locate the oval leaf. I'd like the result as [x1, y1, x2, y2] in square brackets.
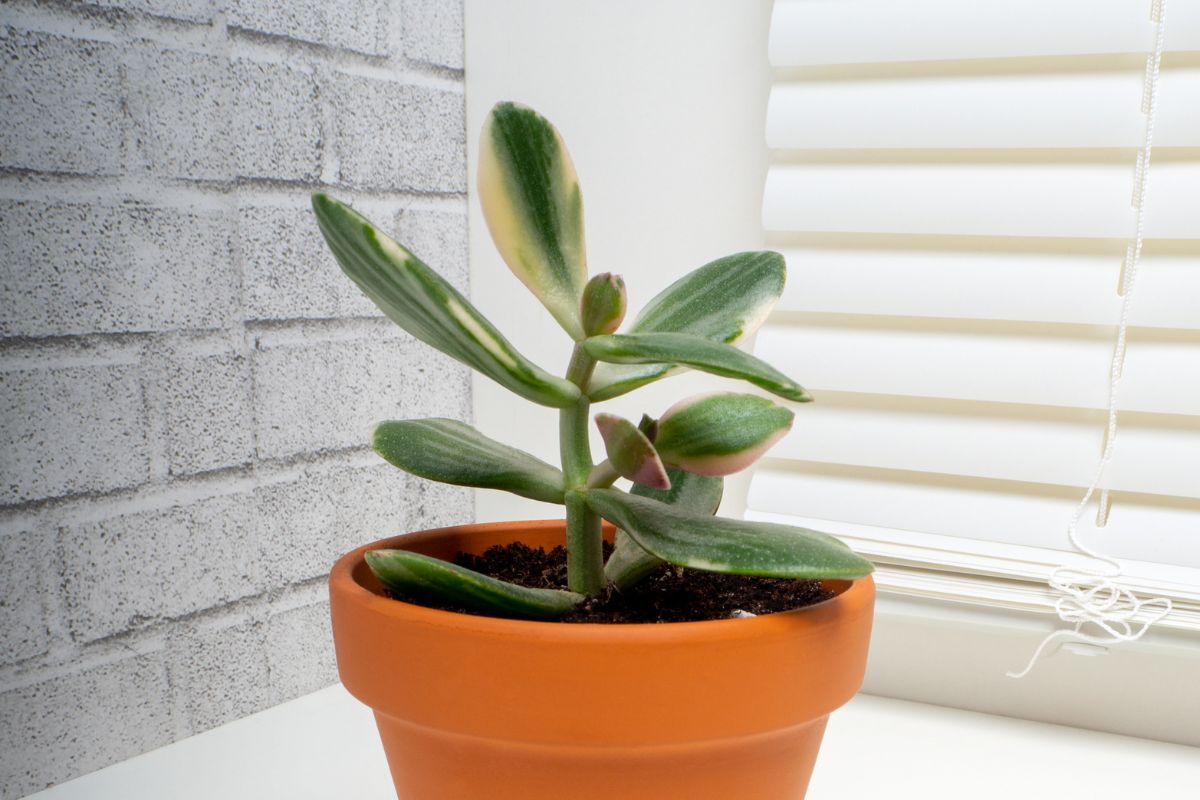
[655, 393, 794, 476]
[605, 469, 724, 591]
[587, 488, 873, 580]
[312, 193, 580, 409]
[585, 332, 811, 403]
[589, 251, 785, 400]
[478, 102, 587, 339]
[594, 413, 669, 490]
[373, 418, 565, 503]
[366, 549, 583, 620]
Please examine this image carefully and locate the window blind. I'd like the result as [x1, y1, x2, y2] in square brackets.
[752, 0, 1200, 627]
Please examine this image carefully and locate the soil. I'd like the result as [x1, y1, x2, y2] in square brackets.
[393, 542, 835, 623]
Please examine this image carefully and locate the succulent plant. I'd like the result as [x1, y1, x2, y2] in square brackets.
[312, 101, 872, 619]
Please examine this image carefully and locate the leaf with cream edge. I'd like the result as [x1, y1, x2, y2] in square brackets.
[584, 332, 811, 403]
[654, 393, 793, 477]
[365, 549, 583, 620]
[593, 413, 669, 490]
[478, 102, 588, 339]
[605, 468, 724, 591]
[587, 488, 873, 580]
[588, 251, 785, 401]
[312, 193, 579, 408]
[373, 418, 565, 503]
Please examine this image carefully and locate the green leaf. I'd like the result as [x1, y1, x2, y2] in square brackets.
[594, 413, 669, 490]
[588, 251, 785, 400]
[365, 549, 583, 620]
[654, 393, 794, 476]
[373, 418, 565, 504]
[605, 469, 724, 591]
[312, 193, 580, 409]
[588, 488, 873, 580]
[478, 102, 588, 339]
[585, 332, 811, 403]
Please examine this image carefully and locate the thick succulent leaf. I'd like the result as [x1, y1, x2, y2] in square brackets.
[312, 193, 579, 408]
[654, 393, 794, 476]
[605, 469, 724, 591]
[365, 549, 583, 620]
[594, 413, 669, 490]
[589, 251, 785, 400]
[585, 332, 811, 403]
[478, 102, 587, 339]
[373, 419, 565, 503]
[588, 488, 873, 580]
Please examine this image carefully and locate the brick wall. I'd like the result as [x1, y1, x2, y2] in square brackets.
[0, 1, 469, 796]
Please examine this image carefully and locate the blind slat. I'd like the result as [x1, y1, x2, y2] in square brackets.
[747, 466, 1200, 568]
[769, 0, 1200, 66]
[775, 394, 1200, 499]
[762, 161, 1200, 239]
[767, 68, 1200, 149]
[757, 321, 1200, 416]
[777, 248, 1200, 330]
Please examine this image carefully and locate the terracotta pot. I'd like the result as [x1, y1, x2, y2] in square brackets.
[329, 519, 875, 800]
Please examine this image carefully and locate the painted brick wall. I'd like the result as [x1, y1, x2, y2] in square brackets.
[0, 1, 468, 796]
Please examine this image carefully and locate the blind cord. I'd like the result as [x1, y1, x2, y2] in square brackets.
[1007, 0, 1173, 680]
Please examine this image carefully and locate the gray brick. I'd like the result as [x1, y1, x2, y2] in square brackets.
[256, 462, 412, 586]
[0, 201, 237, 338]
[0, 29, 124, 175]
[394, 204, 468, 293]
[0, 365, 149, 504]
[87, 0, 215, 23]
[264, 601, 337, 703]
[59, 493, 262, 642]
[252, 335, 467, 459]
[229, 0, 389, 56]
[231, 59, 322, 181]
[164, 619, 271, 734]
[411, 477, 473, 531]
[330, 74, 465, 192]
[402, 0, 464, 69]
[240, 204, 379, 320]
[159, 352, 254, 475]
[0, 655, 173, 798]
[127, 47, 233, 180]
[0, 530, 52, 665]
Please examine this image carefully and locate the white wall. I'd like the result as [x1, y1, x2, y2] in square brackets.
[465, 0, 775, 523]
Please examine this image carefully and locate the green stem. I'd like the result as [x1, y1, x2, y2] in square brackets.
[561, 344, 604, 595]
[586, 460, 620, 489]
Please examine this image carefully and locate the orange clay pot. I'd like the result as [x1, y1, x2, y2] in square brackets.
[329, 519, 875, 800]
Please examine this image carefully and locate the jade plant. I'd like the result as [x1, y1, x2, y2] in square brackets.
[311, 101, 872, 619]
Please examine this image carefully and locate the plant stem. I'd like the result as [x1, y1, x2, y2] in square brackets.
[586, 459, 620, 489]
[561, 344, 604, 596]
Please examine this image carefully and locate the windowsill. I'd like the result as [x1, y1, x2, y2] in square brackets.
[27, 684, 1200, 799]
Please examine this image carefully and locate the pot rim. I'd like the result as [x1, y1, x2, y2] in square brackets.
[329, 518, 875, 644]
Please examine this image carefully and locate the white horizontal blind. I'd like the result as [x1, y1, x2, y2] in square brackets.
[754, 0, 1200, 624]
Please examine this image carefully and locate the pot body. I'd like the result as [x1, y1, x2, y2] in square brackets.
[329, 520, 875, 800]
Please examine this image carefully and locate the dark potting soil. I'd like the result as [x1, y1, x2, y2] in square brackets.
[393, 542, 834, 623]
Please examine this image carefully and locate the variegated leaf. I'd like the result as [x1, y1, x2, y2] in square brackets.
[585, 332, 811, 403]
[366, 549, 583, 620]
[587, 488, 872, 580]
[605, 468, 724, 591]
[654, 393, 794, 476]
[588, 251, 785, 400]
[312, 193, 579, 408]
[478, 102, 587, 339]
[594, 413, 669, 490]
[373, 418, 565, 503]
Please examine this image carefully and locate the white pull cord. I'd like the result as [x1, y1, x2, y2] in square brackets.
[1008, 0, 1173, 679]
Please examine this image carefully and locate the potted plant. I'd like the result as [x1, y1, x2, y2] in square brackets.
[318, 102, 875, 800]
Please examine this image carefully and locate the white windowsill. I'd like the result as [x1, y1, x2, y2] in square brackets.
[26, 684, 1200, 799]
